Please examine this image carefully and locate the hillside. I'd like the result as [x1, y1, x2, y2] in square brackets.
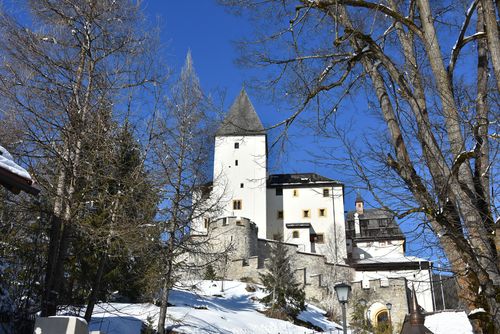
[80, 280, 343, 334]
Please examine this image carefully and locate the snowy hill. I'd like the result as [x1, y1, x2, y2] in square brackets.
[82, 280, 343, 334]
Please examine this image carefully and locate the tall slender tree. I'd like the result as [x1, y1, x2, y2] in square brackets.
[150, 52, 224, 334]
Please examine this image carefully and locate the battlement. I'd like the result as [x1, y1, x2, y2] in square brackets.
[210, 216, 259, 232]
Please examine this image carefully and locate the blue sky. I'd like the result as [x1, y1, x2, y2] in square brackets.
[145, 1, 362, 202]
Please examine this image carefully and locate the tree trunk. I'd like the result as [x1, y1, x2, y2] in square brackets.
[480, 0, 500, 92]
[84, 252, 108, 322]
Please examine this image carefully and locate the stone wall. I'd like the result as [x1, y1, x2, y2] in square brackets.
[192, 216, 410, 333]
[350, 278, 409, 333]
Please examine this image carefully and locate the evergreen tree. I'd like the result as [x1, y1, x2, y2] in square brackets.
[259, 241, 305, 319]
[204, 264, 217, 281]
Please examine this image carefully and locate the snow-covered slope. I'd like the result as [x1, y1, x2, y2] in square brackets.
[84, 280, 343, 334]
[425, 311, 473, 334]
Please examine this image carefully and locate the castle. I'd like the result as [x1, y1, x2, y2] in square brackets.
[192, 89, 435, 332]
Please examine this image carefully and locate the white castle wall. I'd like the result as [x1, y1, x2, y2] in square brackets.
[266, 185, 347, 263]
[354, 267, 434, 312]
[212, 135, 267, 238]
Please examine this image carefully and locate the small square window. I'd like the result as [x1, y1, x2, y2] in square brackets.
[311, 233, 324, 243]
[240, 183, 244, 188]
[277, 210, 284, 219]
[303, 210, 310, 218]
[323, 188, 330, 197]
[293, 189, 299, 197]
[233, 200, 242, 210]
[292, 230, 299, 238]
[276, 188, 283, 196]
[234, 142, 239, 149]
[235, 160, 238, 166]
[319, 208, 326, 217]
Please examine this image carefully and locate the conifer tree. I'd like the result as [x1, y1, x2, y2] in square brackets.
[259, 241, 305, 319]
[150, 51, 222, 334]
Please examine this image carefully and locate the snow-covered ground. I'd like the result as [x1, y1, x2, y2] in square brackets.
[425, 311, 473, 334]
[81, 280, 344, 334]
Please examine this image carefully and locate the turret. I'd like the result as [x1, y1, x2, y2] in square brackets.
[212, 89, 268, 238]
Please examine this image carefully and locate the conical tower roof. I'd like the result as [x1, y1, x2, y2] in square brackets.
[216, 89, 265, 136]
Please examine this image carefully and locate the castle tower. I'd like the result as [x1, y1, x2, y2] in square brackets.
[212, 89, 268, 238]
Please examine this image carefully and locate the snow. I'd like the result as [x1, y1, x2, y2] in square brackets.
[469, 308, 486, 315]
[355, 255, 428, 264]
[0, 145, 32, 181]
[70, 280, 345, 334]
[425, 311, 473, 334]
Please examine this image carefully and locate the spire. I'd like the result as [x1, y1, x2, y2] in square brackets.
[216, 88, 265, 136]
[355, 190, 364, 215]
[355, 190, 363, 203]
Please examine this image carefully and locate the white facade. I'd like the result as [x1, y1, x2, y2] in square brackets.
[266, 185, 347, 263]
[354, 264, 434, 312]
[352, 240, 405, 260]
[211, 135, 268, 238]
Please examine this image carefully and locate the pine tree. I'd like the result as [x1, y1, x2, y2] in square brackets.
[204, 264, 217, 281]
[259, 241, 305, 319]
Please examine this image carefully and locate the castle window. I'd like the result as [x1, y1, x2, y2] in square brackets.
[235, 160, 239, 166]
[233, 200, 242, 210]
[323, 188, 330, 197]
[318, 208, 326, 217]
[204, 218, 210, 229]
[234, 142, 239, 149]
[311, 233, 324, 243]
[240, 183, 244, 188]
[277, 210, 284, 219]
[292, 230, 299, 238]
[303, 210, 310, 218]
[293, 189, 299, 197]
[276, 187, 283, 196]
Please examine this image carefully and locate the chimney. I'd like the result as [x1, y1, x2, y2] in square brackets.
[355, 192, 364, 215]
[354, 212, 361, 237]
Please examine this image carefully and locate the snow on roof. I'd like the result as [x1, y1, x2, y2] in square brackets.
[355, 255, 430, 264]
[425, 311, 473, 334]
[0, 145, 32, 181]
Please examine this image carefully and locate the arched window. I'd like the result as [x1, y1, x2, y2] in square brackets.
[376, 310, 389, 326]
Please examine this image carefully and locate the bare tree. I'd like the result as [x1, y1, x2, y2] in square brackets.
[149, 52, 227, 334]
[221, 1, 499, 332]
[0, 0, 161, 316]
